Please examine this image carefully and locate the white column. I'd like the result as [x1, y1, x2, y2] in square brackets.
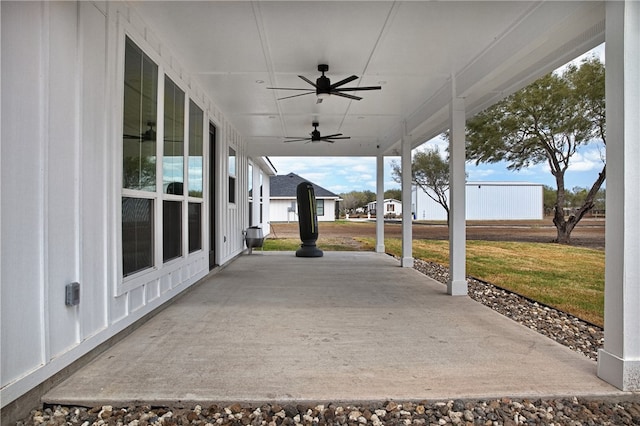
[401, 123, 413, 268]
[448, 96, 467, 295]
[598, 0, 640, 391]
[376, 153, 385, 253]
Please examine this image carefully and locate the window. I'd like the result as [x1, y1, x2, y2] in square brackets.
[122, 37, 158, 276]
[259, 171, 263, 223]
[122, 37, 204, 278]
[123, 38, 157, 191]
[163, 200, 182, 262]
[228, 147, 236, 203]
[317, 199, 325, 216]
[163, 77, 185, 194]
[248, 163, 253, 225]
[162, 77, 185, 262]
[188, 100, 204, 198]
[188, 101, 204, 252]
[188, 203, 202, 253]
[122, 197, 154, 277]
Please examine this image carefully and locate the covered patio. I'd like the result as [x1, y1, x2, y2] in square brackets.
[2, 2, 638, 422]
[43, 252, 622, 407]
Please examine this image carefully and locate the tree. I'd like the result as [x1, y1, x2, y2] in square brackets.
[384, 189, 402, 201]
[339, 190, 375, 214]
[466, 58, 605, 244]
[391, 147, 450, 224]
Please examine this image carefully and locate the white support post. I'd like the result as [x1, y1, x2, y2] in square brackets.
[401, 123, 413, 268]
[597, 0, 640, 391]
[448, 96, 467, 296]
[376, 153, 385, 253]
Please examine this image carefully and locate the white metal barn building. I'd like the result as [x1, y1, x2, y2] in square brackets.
[413, 182, 544, 221]
[2, 1, 639, 422]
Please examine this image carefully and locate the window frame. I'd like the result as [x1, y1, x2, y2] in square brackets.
[228, 147, 236, 204]
[120, 34, 161, 282]
[118, 30, 207, 293]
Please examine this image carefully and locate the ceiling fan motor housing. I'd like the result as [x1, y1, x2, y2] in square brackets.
[316, 64, 330, 95]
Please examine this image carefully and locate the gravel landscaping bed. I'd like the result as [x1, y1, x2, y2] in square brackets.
[17, 258, 638, 426]
[19, 398, 640, 426]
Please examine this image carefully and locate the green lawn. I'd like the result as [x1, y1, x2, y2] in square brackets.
[263, 237, 604, 326]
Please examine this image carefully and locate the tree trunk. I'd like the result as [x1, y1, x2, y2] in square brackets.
[552, 173, 570, 243]
[553, 165, 606, 244]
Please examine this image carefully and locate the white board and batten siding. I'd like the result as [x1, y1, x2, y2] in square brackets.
[412, 182, 544, 221]
[0, 2, 270, 407]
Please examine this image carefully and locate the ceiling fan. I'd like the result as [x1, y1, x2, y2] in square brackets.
[284, 122, 351, 144]
[268, 64, 381, 103]
[123, 121, 157, 142]
[123, 122, 181, 143]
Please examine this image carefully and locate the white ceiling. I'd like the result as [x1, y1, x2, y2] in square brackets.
[132, 1, 605, 158]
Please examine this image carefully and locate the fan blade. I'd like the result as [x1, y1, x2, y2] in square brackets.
[123, 134, 142, 139]
[321, 133, 343, 138]
[267, 87, 314, 91]
[326, 136, 351, 140]
[331, 91, 362, 101]
[329, 75, 358, 89]
[298, 75, 317, 88]
[319, 139, 335, 143]
[334, 86, 382, 92]
[284, 138, 311, 143]
[277, 91, 315, 101]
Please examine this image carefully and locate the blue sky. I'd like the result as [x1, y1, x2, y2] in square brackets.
[269, 45, 605, 195]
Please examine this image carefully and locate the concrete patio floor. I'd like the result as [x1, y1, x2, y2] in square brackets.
[43, 251, 625, 408]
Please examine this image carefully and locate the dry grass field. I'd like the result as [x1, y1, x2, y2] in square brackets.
[268, 218, 605, 250]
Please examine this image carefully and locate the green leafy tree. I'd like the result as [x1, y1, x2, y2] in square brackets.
[466, 58, 605, 244]
[391, 147, 450, 224]
[543, 185, 556, 216]
[339, 190, 375, 215]
[362, 190, 376, 204]
[384, 189, 402, 201]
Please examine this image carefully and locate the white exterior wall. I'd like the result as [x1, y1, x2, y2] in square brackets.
[413, 183, 543, 221]
[0, 1, 268, 406]
[270, 199, 337, 222]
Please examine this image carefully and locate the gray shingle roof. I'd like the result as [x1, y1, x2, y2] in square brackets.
[270, 173, 339, 198]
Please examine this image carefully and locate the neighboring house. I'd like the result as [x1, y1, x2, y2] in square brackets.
[367, 199, 402, 218]
[270, 173, 340, 222]
[412, 182, 544, 221]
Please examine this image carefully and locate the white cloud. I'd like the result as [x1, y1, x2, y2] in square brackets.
[569, 146, 606, 172]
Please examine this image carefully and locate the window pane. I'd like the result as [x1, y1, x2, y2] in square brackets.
[188, 203, 202, 253]
[164, 78, 185, 194]
[317, 199, 325, 216]
[163, 200, 182, 262]
[122, 197, 154, 276]
[188, 100, 204, 197]
[228, 147, 236, 176]
[123, 37, 158, 191]
[228, 176, 236, 204]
